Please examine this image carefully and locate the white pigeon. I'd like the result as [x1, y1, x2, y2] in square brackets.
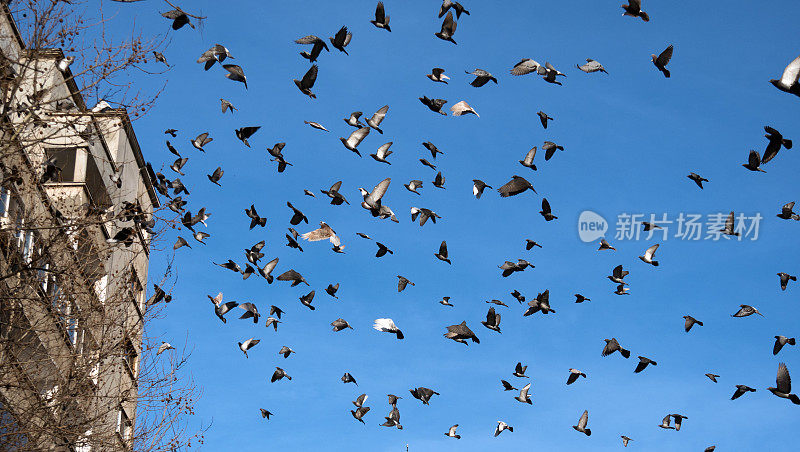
[494, 421, 513, 437]
[373, 318, 404, 339]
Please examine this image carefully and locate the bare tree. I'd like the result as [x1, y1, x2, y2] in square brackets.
[0, 1, 204, 450]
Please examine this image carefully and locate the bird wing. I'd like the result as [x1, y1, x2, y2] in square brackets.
[301, 226, 333, 242]
[520, 383, 531, 399]
[370, 105, 389, 126]
[375, 1, 386, 22]
[657, 45, 674, 67]
[439, 240, 448, 258]
[725, 211, 736, 232]
[295, 35, 321, 45]
[450, 100, 477, 116]
[780, 55, 800, 87]
[511, 59, 539, 76]
[578, 410, 588, 429]
[541, 198, 551, 213]
[367, 177, 391, 206]
[346, 127, 370, 148]
[523, 147, 536, 164]
[301, 64, 318, 88]
[644, 244, 659, 260]
[376, 142, 393, 158]
[778, 362, 792, 393]
[441, 11, 456, 35]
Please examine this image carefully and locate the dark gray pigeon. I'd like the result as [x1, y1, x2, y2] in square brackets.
[651, 45, 673, 78]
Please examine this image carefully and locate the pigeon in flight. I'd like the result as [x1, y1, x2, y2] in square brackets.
[277, 269, 309, 287]
[245, 205, 267, 229]
[397, 276, 414, 292]
[427, 68, 450, 84]
[513, 362, 529, 378]
[773, 336, 796, 355]
[301, 222, 341, 248]
[220, 98, 236, 114]
[497, 176, 535, 197]
[683, 315, 703, 332]
[370, 142, 394, 164]
[608, 264, 630, 284]
[286, 202, 308, 225]
[295, 35, 329, 62]
[371, 2, 391, 31]
[501, 380, 517, 391]
[514, 383, 532, 404]
[435, 11, 457, 44]
[191, 132, 213, 152]
[574, 294, 590, 303]
[621, 0, 650, 21]
[329, 26, 352, 54]
[351, 406, 370, 424]
[767, 363, 800, 404]
[209, 293, 238, 324]
[731, 384, 756, 400]
[731, 304, 763, 317]
[321, 181, 350, 205]
[638, 244, 660, 266]
[238, 338, 260, 358]
[634, 356, 657, 373]
[539, 62, 566, 85]
[341, 127, 370, 156]
[537, 111, 553, 129]
[278, 346, 294, 358]
[331, 318, 353, 332]
[258, 258, 279, 283]
[465, 69, 497, 87]
[687, 172, 708, 188]
[304, 121, 329, 132]
[472, 179, 492, 198]
[373, 318, 404, 339]
[777, 202, 800, 220]
[326, 283, 339, 298]
[207, 167, 223, 186]
[577, 59, 608, 74]
[572, 410, 591, 436]
[651, 45, 673, 78]
[542, 141, 564, 160]
[439, 0, 470, 18]
[294, 64, 318, 99]
[742, 150, 766, 172]
[770, 55, 800, 97]
[621, 436, 633, 447]
[494, 421, 513, 437]
[444, 424, 461, 439]
[404, 180, 423, 195]
[519, 147, 537, 170]
[235, 126, 260, 148]
[260, 408, 272, 419]
[434, 240, 451, 264]
[762, 126, 792, 164]
[344, 111, 364, 128]
[298, 291, 315, 310]
[450, 100, 478, 117]
[419, 96, 448, 115]
[341, 372, 358, 386]
[510, 58, 541, 76]
[602, 338, 631, 358]
[444, 321, 480, 345]
[366, 105, 389, 134]
[409, 387, 439, 405]
[719, 211, 740, 236]
[222, 64, 247, 88]
[271, 367, 292, 383]
[481, 307, 501, 333]
[539, 198, 557, 221]
[197, 44, 234, 70]
[705, 373, 720, 383]
[265, 317, 281, 331]
[777, 272, 796, 290]
[567, 369, 587, 385]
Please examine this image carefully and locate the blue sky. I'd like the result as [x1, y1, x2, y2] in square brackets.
[105, 0, 800, 449]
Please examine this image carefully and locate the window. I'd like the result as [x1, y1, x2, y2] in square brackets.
[116, 407, 132, 442]
[122, 339, 137, 379]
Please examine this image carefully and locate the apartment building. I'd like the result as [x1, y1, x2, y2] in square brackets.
[0, 4, 158, 451]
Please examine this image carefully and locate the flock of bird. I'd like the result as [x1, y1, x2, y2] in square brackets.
[117, 0, 800, 449]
